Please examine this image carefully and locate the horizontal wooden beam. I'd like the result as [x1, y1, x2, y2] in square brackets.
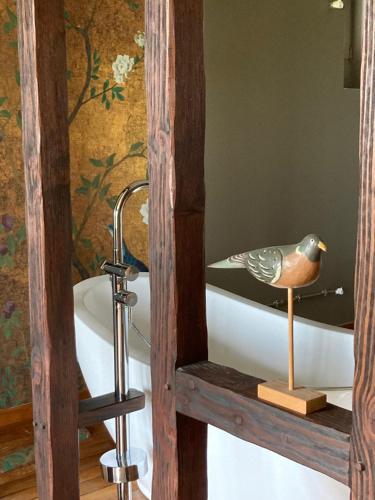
[78, 390, 145, 427]
[176, 361, 352, 485]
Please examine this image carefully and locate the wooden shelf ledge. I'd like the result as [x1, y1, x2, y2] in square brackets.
[176, 361, 352, 485]
[79, 390, 145, 427]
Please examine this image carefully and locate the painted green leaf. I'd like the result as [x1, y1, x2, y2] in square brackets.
[101, 93, 107, 104]
[130, 141, 144, 153]
[3, 7, 17, 34]
[106, 153, 116, 167]
[81, 238, 93, 249]
[99, 184, 111, 200]
[0, 97, 7, 106]
[76, 186, 89, 195]
[80, 176, 91, 188]
[7, 7, 17, 24]
[72, 219, 78, 237]
[90, 87, 97, 98]
[3, 323, 13, 339]
[91, 75, 99, 80]
[12, 347, 24, 358]
[112, 87, 125, 101]
[89, 158, 103, 167]
[105, 100, 111, 110]
[16, 225, 26, 243]
[95, 254, 105, 264]
[3, 23, 12, 33]
[6, 234, 16, 255]
[93, 49, 100, 65]
[106, 196, 117, 209]
[126, 1, 140, 11]
[15, 70, 20, 86]
[8, 40, 17, 49]
[16, 110, 22, 130]
[0, 110, 11, 119]
[103, 80, 110, 91]
[66, 70, 73, 80]
[0, 254, 14, 269]
[11, 311, 21, 328]
[92, 174, 100, 189]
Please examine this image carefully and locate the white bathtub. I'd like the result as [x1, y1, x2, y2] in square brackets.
[74, 274, 353, 500]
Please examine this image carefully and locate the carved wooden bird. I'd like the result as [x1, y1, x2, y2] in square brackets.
[209, 234, 327, 289]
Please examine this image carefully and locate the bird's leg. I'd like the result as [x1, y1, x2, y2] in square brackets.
[288, 287, 295, 391]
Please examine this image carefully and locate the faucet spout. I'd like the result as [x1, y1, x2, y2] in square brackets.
[113, 180, 149, 265]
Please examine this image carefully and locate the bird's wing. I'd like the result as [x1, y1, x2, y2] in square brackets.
[244, 246, 282, 284]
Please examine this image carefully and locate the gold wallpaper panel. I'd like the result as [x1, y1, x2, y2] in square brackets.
[0, 0, 148, 408]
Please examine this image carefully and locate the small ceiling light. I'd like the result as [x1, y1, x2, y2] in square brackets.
[330, 0, 344, 8]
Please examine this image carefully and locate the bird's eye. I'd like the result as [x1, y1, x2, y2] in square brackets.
[310, 239, 314, 243]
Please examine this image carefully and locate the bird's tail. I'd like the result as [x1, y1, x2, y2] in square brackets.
[208, 253, 247, 269]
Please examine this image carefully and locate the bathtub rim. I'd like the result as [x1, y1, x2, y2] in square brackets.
[74, 274, 353, 367]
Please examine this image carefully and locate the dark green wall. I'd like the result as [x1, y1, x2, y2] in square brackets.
[205, 0, 359, 325]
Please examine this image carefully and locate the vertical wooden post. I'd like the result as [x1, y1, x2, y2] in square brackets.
[145, 1, 208, 499]
[17, 1, 80, 498]
[352, 0, 375, 497]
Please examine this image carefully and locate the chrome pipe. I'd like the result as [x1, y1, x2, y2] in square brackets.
[268, 287, 344, 309]
[112, 180, 149, 500]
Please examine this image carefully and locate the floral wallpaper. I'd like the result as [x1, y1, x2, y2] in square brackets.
[0, 0, 148, 408]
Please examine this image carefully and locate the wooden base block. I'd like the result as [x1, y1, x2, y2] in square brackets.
[257, 380, 327, 415]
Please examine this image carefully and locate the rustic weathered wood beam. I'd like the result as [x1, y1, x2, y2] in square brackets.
[17, 0, 80, 498]
[177, 361, 352, 486]
[145, 0, 208, 498]
[351, 0, 375, 497]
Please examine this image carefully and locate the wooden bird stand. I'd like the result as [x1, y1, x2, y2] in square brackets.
[257, 288, 327, 415]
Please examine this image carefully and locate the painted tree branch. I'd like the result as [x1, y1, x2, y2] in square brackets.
[66, 1, 99, 125]
[73, 149, 147, 251]
[81, 84, 116, 105]
[67, 27, 92, 126]
[72, 246, 90, 280]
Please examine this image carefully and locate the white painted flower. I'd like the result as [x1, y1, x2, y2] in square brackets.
[112, 54, 135, 84]
[140, 200, 149, 225]
[330, 0, 344, 8]
[134, 31, 145, 49]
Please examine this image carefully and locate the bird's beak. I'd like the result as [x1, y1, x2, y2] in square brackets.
[318, 241, 327, 252]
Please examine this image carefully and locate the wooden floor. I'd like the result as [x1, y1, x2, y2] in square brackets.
[0, 420, 146, 499]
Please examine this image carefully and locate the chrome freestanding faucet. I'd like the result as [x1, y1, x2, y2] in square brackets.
[99, 180, 149, 500]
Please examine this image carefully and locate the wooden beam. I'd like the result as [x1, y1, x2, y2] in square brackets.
[351, 0, 375, 497]
[145, 0, 208, 498]
[78, 390, 145, 427]
[17, 0, 80, 498]
[176, 362, 352, 486]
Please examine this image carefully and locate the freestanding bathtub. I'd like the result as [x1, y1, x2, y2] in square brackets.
[74, 274, 353, 500]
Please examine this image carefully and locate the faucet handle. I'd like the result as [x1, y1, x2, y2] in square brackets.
[100, 260, 139, 282]
[114, 290, 138, 307]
